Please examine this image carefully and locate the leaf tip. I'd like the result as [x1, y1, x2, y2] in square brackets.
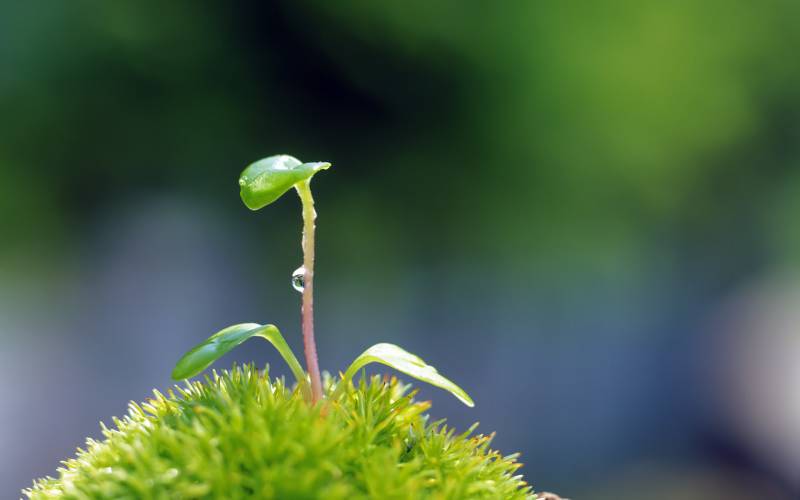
[306, 161, 332, 172]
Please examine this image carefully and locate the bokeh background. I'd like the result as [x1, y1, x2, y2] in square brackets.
[2, 2, 800, 498]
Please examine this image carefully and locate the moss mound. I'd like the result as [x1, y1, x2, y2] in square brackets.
[26, 365, 533, 499]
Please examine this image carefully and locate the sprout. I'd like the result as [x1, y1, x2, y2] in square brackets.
[173, 154, 474, 407]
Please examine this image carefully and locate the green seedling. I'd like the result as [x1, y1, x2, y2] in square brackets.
[26, 153, 535, 499]
[172, 154, 474, 408]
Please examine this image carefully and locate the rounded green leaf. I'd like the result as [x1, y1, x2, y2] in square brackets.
[342, 343, 475, 407]
[172, 323, 308, 398]
[238, 154, 331, 210]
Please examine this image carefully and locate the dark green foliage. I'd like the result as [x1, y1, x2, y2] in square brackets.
[26, 365, 533, 499]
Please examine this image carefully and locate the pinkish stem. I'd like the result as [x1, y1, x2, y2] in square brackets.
[295, 180, 324, 403]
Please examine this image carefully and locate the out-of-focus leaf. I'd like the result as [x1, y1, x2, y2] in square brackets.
[239, 154, 331, 210]
[342, 343, 474, 407]
[172, 323, 309, 397]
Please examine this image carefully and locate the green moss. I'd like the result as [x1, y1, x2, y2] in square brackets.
[26, 365, 533, 499]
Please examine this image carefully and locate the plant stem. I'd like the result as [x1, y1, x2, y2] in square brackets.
[295, 180, 324, 404]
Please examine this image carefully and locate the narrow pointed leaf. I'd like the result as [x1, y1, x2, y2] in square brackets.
[342, 343, 475, 407]
[239, 154, 331, 210]
[172, 323, 308, 397]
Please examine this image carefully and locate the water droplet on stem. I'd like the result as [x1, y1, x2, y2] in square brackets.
[291, 266, 305, 292]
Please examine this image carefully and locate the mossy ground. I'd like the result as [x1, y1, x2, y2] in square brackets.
[26, 364, 533, 499]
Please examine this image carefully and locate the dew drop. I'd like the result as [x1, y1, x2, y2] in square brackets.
[238, 178, 246, 186]
[291, 266, 306, 292]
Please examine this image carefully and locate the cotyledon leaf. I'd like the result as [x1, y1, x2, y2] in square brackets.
[340, 343, 475, 407]
[172, 323, 309, 399]
[239, 154, 331, 210]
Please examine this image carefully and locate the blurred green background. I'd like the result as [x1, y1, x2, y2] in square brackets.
[2, 2, 800, 498]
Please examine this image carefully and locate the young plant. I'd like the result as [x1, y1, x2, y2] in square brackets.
[26, 154, 538, 499]
[172, 154, 474, 408]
